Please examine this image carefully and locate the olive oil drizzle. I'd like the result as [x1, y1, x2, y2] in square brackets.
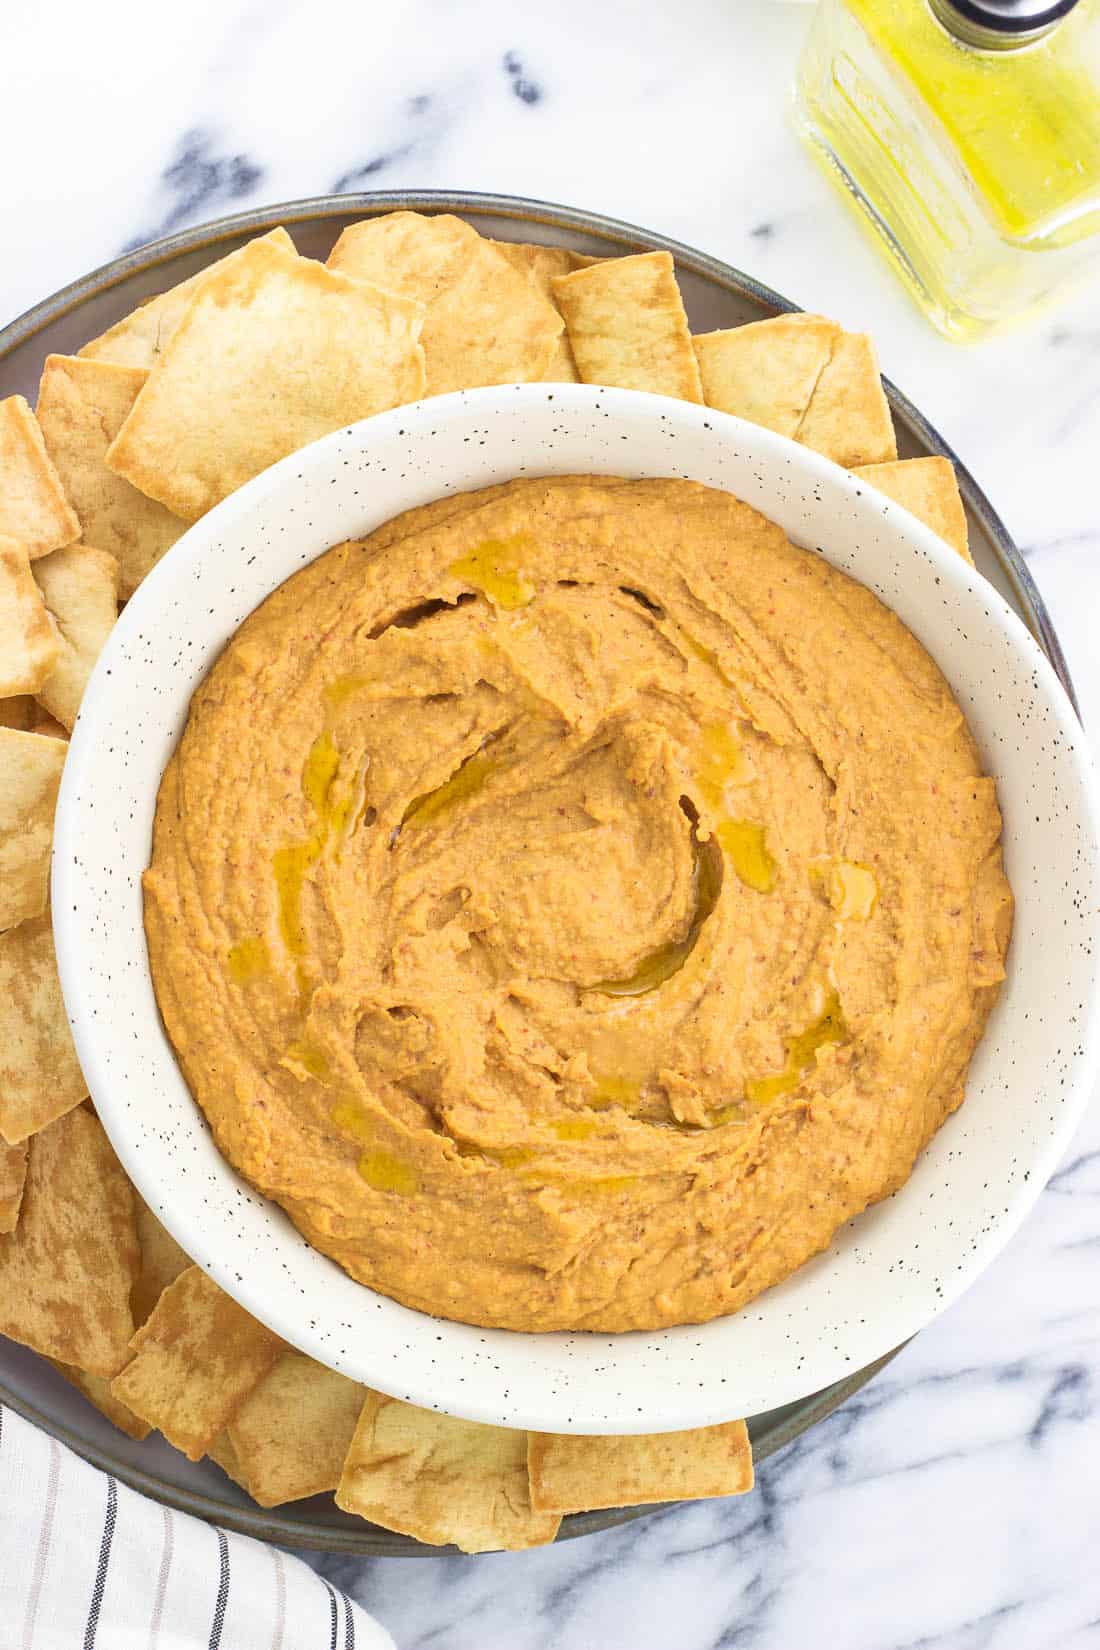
[818, 859, 878, 921]
[593, 832, 723, 997]
[716, 819, 777, 895]
[273, 731, 358, 960]
[226, 935, 270, 985]
[743, 991, 848, 1106]
[453, 1131, 638, 1196]
[448, 535, 536, 610]
[276, 1042, 422, 1195]
[696, 721, 748, 808]
[695, 722, 777, 895]
[591, 1074, 642, 1110]
[401, 737, 502, 831]
[329, 1098, 420, 1195]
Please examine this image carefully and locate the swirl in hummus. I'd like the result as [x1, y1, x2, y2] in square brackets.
[144, 477, 1013, 1332]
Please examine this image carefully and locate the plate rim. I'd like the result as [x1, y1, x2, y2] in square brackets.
[0, 1348, 903, 1555]
[0, 186, 1076, 1555]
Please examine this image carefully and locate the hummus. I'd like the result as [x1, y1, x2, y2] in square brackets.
[144, 477, 1013, 1332]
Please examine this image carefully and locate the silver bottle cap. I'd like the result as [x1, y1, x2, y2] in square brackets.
[930, 0, 1079, 48]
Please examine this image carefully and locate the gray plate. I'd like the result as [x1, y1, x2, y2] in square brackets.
[0, 191, 1078, 1557]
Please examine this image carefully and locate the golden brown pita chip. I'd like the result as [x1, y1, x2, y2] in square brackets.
[48, 1360, 152, 1441]
[32, 543, 120, 730]
[0, 1138, 27, 1233]
[541, 335, 581, 384]
[328, 212, 563, 397]
[528, 1419, 753, 1513]
[491, 241, 588, 382]
[0, 1105, 137, 1376]
[131, 1196, 191, 1326]
[336, 1392, 560, 1552]
[111, 1266, 281, 1460]
[0, 910, 86, 1144]
[551, 251, 703, 402]
[0, 535, 61, 695]
[207, 1430, 251, 1491]
[77, 227, 297, 369]
[0, 695, 36, 729]
[0, 726, 67, 930]
[0, 396, 80, 557]
[106, 236, 426, 522]
[491, 241, 583, 284]
[31, 713, 68, 741]
[854, 456, 971, 563]
[797, 331, 896, 467]
[36, 356, 184, 596]
[693, 313, 841, 437]
[228, 1351, 364, 1507]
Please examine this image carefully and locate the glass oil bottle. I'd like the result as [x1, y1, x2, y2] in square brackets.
[794, 0, 1100, 338]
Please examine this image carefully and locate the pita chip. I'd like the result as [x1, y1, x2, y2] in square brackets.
[693, 313, 840, 437]
[111, 1266, 282, 1459]
[0, 695, 36, 729]
[31, 712, 68, 741]
[854, 456, 971, 563]
[207, 1430, 251, 1491]
[328, 212, 563, 396]
[131, 1196, 191, 1326]
[49, 1360, 152, 1441]
[0, 726, 66, 930]
[0, 1139, 27, 1233]
[0, 910, 86, 1143]
[491, 241, 588, 381]
[36, 355, 184, 595]
[551, 251, 703, 402]
[0, 396, 80, 557]
[796, 331, 896, 467]
[32, 543, 120, 729]
[528, 1419, 754, 1514]
[336, 1392, 560, 1552]
[0, 1105, 137, 1377]
[0, 535, 61, 695]
[542, 334, 581, 384]
[105, 235, 426, 521]
[229, 1351, 365, 1507]
[492, 240, 585, 287]
[77, 226, 297, 369]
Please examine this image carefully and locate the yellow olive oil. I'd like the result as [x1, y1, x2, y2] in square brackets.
[715, 818, 778, 895]
[226, 934, 270, 985]
[744, 990, 848, 1106]
[448, 536, 536, 609]
[794, 0, 1100, 337]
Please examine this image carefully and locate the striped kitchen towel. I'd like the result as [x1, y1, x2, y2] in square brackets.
[0, 1404, 396, 1650]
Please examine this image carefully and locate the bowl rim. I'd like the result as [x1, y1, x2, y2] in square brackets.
[52, 378, 1100, 1436]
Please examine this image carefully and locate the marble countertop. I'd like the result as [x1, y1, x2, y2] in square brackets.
[4, 1, 1100, 1645]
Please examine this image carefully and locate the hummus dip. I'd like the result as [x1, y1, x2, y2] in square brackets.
[144, 477, 1013, 1332]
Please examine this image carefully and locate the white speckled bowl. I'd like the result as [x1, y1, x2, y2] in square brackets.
[54, 385, 1100, 1434]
